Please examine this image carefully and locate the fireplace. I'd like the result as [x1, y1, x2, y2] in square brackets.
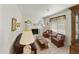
[32, 29, 38, 35]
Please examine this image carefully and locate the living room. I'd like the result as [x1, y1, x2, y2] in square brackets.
[0, 4, 79, 54]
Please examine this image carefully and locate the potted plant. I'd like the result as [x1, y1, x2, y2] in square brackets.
[24, 20, 32, 30]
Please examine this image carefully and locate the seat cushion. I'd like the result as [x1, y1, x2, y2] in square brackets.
[56, 33, 65, 40]
[57, 34, 62, 40]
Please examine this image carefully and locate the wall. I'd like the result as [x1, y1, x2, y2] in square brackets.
[0, 5, 4, 53]
[43, 9, 71, 46]
[0, 5, 24, 53]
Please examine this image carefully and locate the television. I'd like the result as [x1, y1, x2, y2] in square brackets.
[32, 29, 38, 35]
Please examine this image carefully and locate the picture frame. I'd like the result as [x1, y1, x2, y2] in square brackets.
[11, 18, 17, 31]
[16, 23, 20, 27]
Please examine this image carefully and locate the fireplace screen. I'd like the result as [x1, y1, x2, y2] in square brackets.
[32, 29, 38, 35]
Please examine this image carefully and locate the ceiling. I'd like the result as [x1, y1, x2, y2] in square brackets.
[17, 4, 75, 23]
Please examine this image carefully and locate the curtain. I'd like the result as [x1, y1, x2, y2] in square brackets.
[50, 15, 66, 34]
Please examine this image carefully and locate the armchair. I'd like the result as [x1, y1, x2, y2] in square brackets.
[51, 33, 65, 47]
[43, 30, 52, 38]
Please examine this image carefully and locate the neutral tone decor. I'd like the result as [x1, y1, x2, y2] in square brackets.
[11, 18, 17, 31]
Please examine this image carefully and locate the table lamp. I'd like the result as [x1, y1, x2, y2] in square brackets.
[20, 29, 35, 53]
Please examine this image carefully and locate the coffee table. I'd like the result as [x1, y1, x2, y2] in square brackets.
[36, 36, 48, 50]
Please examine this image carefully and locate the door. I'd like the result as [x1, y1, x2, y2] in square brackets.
[70, 5, 79, 54]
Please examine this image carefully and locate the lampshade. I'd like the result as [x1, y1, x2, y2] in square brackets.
[20, 30, 35, 45]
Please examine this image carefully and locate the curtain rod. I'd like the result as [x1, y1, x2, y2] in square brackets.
[50, 15, 66, 20]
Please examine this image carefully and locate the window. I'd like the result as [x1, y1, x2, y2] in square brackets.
[50, 15, 66, 34]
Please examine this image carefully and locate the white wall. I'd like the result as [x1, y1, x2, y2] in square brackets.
[0, 5, 4, 53]
[0, 5, 24, 53]
[18, 4, 74, 22]
[43, 9, 71, 46]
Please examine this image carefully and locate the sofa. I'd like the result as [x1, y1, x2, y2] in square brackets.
[13, 33, 25, 54]
[13, 33, 37, 54]
[51, 33, 65, 47]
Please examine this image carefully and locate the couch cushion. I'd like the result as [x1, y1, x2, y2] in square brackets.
[56, 33, 65, 40]
[57, 34, 62, 40]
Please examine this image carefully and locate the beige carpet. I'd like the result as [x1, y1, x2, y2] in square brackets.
[35, 38, 69, 54]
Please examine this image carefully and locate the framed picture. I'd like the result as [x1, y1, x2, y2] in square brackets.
[11, 18, 17, 31]
[16, 23, 20, 27]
